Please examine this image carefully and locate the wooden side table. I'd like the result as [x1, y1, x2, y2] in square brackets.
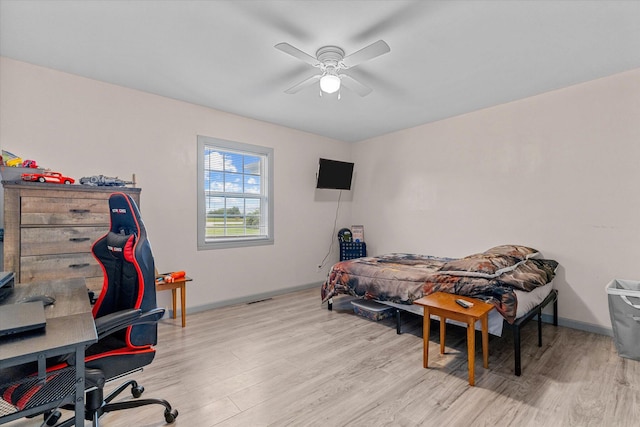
[413, 292, 494, 386]
[156, 275, 191, 327]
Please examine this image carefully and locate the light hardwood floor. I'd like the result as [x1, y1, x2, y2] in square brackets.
[5, 288, 640, 426]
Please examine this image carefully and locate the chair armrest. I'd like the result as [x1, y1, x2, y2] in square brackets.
[95, 309, 142, 339]
[137, 307, 165, 324]
[94, 307, 165, 339]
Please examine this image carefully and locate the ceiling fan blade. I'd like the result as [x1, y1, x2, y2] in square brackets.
[342, 40, 390, 68]
[340, 74, 373, 97]
[284, 74, 321, 94]
[275, 43, 321, 67]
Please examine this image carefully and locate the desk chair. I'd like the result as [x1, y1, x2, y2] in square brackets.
[0, 193, 178, 426]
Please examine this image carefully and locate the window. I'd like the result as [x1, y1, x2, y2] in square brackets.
[197, 136, 274, 249]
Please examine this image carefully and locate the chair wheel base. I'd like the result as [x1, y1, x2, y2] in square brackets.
[131, 384, 144, 398]
[44, 410, 61, 426]
[165, 408, 178, 423]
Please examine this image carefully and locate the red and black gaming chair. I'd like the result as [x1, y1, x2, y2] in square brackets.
[79, 192, 178, 425]
[0, 192, 177, 426]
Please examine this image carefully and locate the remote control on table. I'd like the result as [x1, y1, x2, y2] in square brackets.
[455, 299, 473, 309]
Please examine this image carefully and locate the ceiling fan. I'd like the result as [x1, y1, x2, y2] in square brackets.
[275, 40, 390, 98]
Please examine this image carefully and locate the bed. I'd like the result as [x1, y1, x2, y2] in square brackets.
[320, 245, 559, 376]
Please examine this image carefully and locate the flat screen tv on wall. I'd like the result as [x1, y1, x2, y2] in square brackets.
[316, 158, 354, 190]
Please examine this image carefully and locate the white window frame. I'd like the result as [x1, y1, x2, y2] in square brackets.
[197, 136, 274, 250]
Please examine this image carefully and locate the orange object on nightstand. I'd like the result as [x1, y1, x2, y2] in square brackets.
[162, 270, 186, 283]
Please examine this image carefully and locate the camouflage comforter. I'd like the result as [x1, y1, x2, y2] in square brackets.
[320, 245, 558, 323]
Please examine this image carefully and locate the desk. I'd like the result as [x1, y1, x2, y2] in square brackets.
[413, 292, 494, 386]
[156, 276, 191, 327]
[0, 278, 97, 426]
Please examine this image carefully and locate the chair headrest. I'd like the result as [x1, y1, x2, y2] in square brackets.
[108, 193, 143, 236]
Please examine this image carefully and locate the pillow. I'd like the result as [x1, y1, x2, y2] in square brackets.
[482, 244, 539, 261]
[494, 258, 559, 291]
[438, 253, 523, 279]
[106, 231, 135, 260]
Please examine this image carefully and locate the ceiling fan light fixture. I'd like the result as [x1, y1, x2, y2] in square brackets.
[277, 40, 389, 97]
[320, 74, 341, 94]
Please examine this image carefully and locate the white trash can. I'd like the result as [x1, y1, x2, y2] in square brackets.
[606, 279, 640, 360]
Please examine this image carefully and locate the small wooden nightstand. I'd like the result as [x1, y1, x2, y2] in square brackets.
[413, 292, 494, 386]
[156, 275, 191, 327]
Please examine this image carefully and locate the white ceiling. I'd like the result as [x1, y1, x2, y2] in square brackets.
[1, 1, 639, 142]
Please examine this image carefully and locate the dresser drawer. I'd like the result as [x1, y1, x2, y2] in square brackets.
[20, 253, 102, 282]
[21, 196, 110, 225]
[21, 227, 106, 256]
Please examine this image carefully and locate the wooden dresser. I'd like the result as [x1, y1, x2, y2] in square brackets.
[2, 181, 141, 291]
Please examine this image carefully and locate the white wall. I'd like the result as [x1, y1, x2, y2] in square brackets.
[0, 57, 352, 310]
[352, 68, 640, 332]
[4, 56, 639, 332]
